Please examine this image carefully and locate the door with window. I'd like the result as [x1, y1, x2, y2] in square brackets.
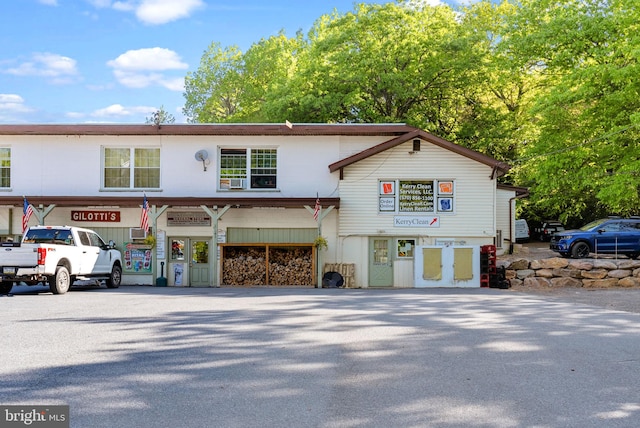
[369, 237, 393, 287]
[190, 239, 210, 287]
[170, 237, 211, 287]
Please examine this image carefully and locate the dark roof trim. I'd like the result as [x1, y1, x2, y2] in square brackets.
[328, 129, 511, 176]
[0, 196, 340, 209]
[0, 123, 416, 137]
[497, 184, 529, 198]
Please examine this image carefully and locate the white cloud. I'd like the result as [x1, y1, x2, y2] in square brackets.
[66, 103, 185, 122]
[38, 0, 59, 5]
[0, 94, 35, 122]
[86, 0, 204, 25]
[160, 77, 186, 92]
[107, 48, 187, 91]
[107, 47, 188, 71]
[136, 0, 204, 25]
[2, 53, 79, 84]
[91, 104, 155, 117]
[0, 94, 33, 113]
[67, 104, 154, 121]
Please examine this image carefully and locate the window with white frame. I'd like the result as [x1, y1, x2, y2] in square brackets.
[0, 148, 10, 188]
[219, 148, 277, 190]
[103, 147, 160, 189]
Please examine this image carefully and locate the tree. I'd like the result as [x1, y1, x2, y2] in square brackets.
[454, 0, 543, 163]
[145, 106, 176, 125]
[502, 0, 640, 222]
[183, 33, 302, 123]
[269, 3, 468, 131]
[183, 43, 244, 123]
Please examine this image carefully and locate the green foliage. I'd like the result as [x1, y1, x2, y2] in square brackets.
[183, 43, 244, 122]
[505, 0, 640, 223]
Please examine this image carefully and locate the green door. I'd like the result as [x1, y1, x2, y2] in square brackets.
[369, 237, 393, 287]
[190, 239, 210, 287]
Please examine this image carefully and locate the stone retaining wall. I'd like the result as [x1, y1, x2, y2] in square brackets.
[499, 257, 640, 288]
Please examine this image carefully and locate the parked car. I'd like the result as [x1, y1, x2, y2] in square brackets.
[550, 217, 640, 259]
[534, 220, 565, 241]
[515, 219, 530, 243]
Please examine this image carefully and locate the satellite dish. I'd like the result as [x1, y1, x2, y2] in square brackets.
[195, 150, 209, 171]
[195, 150, 209, 161]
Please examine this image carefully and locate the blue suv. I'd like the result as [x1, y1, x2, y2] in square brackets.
[550, 217, 640, 259]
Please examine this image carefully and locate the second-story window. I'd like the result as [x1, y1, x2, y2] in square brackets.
[219, 148, 277, 190]
[0, 148, 10, 188]
[103, 147, 160, 189]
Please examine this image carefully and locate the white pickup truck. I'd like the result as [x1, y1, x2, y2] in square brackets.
[0, 225, 122, 295]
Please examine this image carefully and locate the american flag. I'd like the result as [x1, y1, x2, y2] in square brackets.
[313, 196, 321, 221]
[140, 194, 150, 233]
[22, 197, 33, 233]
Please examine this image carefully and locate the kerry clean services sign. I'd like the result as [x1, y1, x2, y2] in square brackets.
[394, 216, 440, 227]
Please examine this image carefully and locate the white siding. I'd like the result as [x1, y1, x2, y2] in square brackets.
[338, 141, 496, 241]
[496, 188, 516, 249]
[0, 134, 343, 198]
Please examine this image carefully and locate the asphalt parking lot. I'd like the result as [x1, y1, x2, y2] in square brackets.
[2, 284, 640, 428]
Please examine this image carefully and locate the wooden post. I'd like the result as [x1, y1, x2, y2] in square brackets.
[201, 205, 231, 287]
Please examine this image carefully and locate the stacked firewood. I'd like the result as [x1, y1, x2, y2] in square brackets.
[222, 247, 267, 285]
[268, 247, 313, 285]
[222, 246, 313, 286]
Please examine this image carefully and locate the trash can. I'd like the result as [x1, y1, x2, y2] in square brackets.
[322, 271, 344, 288]
[156, 261, 167, 287]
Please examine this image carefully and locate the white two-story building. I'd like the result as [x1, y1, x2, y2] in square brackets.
[0, 123, 524, 288]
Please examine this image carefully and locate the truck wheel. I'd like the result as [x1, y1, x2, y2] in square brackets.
[106, 265, 122, 288]
[0, 283, 13, 294]
[49, 266, 71, 294]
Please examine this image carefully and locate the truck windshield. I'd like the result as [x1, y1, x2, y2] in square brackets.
[23, 229, 74, 245]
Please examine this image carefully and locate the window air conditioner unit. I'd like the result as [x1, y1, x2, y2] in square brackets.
[229, 178, 245, 189]
[129, 228, 147, 240]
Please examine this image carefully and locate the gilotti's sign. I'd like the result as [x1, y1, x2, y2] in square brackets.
[71, 210, 120, 222]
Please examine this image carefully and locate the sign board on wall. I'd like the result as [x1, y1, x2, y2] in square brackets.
[398, 181, 434, 212]
[379, 179, 455, 214]
[156, 230, 166, 260]
[394, 216, 440, 228]
[167, 211, 211, 226]
[124, 242, 152, 273]
[71, 211, 120, 222]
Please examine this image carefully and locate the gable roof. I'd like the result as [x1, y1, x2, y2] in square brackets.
[328, 129, 510, 177]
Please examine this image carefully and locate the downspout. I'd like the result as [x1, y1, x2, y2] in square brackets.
[508, 191, 529, 254]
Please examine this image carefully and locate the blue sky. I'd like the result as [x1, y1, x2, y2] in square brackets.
[0, 0, 462, 124]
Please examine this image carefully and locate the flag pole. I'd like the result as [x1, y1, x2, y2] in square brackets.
[315, 193, 322, 288]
